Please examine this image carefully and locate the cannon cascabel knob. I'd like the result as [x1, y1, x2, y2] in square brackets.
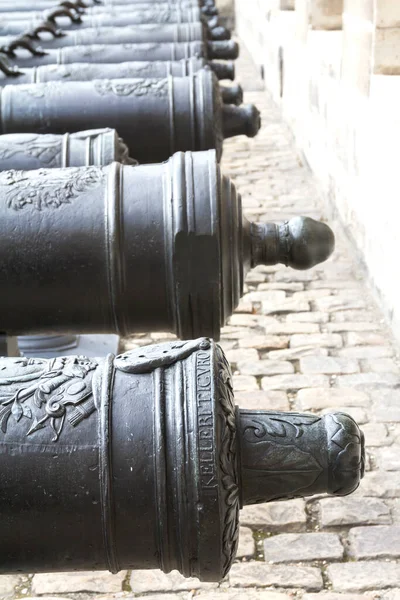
[0, 340, 364, 581]
[223, 103, 261, 138]
[249, 216, 335, 270]
[0, 151, 335, 339]
[208, 39, 239, 60]
[220, 83, 243, 105]
[239, 410, 365, 505]
[210, 60, 235, 80]
[209, 25, 230, 40]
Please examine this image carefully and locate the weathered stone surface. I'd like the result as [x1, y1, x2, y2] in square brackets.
[263, 532, 343, 563]
[130, 570, 216, 594]
[31, 572, 127, 594]
[358, 471, 400, 497]
[267, 346, 328, 360]
[296, 387, 370, 410]
[238, 335, 289, 350]
[345, 331, 390, 346]
[274, 270, 316, 283]
[245, 290, 286, 304]
[229, 562, 323, 590]
[327, 560, 400, 591]
[335, 373, 400, 388]
[371, 389, 400, 422]
[380, 590, 400, 600]
[321, 406, 368, 425]
[348, 525, 400, 559]
[235, 390, 289, 411]
[261, 374, 329, 391]
[327, 322, 381, 332]
[286, 311, 329, 323]
[299, 356, 360, 374]
[0, 576, 22, 599]
[24, 598, 73, 600]
[262, 299, 310, 315]
[361, 358, 399, 373]
[240, 499, 306, 531]
[292, 289, 332, 301]
[232, 375, 259, 391]
[236, 527, 255, 558]
[317, 497, 392, 527]
[264, 322, 320, 335]
[225, 348, 259, 365]
[374, 446, 400, 471]
[361, 422, 392, 446]
[314, 295, 367, 312]
[195, 593, 292, 600]
[238, 360, 294, 376]
[290, 333, 343, 348]
[338, 345, 394, 359]
[303, 594, 376, 600]
[258, 282, 304, 292]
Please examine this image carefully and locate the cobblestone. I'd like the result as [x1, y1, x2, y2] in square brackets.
[229, 562, 323, 590]
[289, 333, 343, 349]
[299, 356, 360, 374]
[31, 572, 127, 595]
[317, 497, 392, 527]
[327, 561, 400, 591]
[296, 387, 370, 410]
[130, 570, 216, 594]
[261, 374, 329, 391]
[236, 526, 255, 558]
[240, 499, 306, 531]
[263, 532, 343, 563]
[234, 390, 289, 410]
[348, 525, 400, 559]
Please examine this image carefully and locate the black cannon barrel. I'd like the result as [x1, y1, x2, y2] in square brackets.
[0, 72, 258, 162]
[1, 62, 242, 103]
[0, 339, 364, 580]
[2, 6, 210, 22]
[0, 129, 135, 170]
[0, 0, 211, 10]
[2, 40, 238, 66]
[0, 57, 235, 83]
[0, 13, 228, 38]
[0, 23, 230, 49]
[0, 151, 334, 340]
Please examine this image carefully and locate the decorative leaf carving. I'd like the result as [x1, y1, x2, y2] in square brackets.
[93, 77, 169, 97]
[0, 356, 98, 442]
[215, 344, 240, 577]
[0, 166, 105, 211]
[0, 135, 62, 167]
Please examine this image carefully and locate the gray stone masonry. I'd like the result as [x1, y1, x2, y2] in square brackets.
[9, 38, 400, 600]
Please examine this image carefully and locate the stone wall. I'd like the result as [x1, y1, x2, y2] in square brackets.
[235, 0, 400, 343]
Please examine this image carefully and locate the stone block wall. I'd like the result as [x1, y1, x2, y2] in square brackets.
[235, 0, 400, 343]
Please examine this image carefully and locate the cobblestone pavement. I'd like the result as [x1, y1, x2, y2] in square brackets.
[4, 43, 400, 600]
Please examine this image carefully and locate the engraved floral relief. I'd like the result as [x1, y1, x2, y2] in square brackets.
[0, 166, 105, 210]
[18, 81, 64, 98]
[0, 135, 62, 167]
[240, 412, 324, 503]
[0, 356, 98, 442]
[215, 344, 240, 577]
[93, 78, 168, 98]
